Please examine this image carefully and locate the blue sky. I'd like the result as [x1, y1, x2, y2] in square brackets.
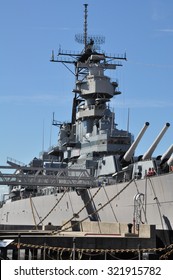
[0, 0, 173, 166]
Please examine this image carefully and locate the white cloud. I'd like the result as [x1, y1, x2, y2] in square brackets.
[158, 28, 173, 33]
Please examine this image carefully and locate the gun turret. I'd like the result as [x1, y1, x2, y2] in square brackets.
[123, 122, 149, 162]
[142, 123, 170, 161]
[160, 144, 173, 163]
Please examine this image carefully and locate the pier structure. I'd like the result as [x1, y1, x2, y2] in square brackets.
[0, 222, 172, 260]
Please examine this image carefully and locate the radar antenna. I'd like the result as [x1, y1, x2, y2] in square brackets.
[75, 4, 105, 51]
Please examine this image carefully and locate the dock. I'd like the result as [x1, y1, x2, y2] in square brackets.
[1, 222, 172, 260]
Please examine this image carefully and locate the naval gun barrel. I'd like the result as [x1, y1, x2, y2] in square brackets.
[167, 154, 173, 168]
[123, 122, 150, 162]
[160, 144, 173, 163]
[142, 123, 170, 161]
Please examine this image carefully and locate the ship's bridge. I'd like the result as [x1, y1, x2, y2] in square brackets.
[75, 77, 119, 98]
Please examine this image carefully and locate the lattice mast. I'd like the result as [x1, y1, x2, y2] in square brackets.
[84, 4, 88, 51]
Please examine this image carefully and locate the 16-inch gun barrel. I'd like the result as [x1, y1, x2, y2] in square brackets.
[142, 123, 170, 161]
[123, 122, 149, 162]
[167, 154, 173, 168]
[161, 144, 173, 163]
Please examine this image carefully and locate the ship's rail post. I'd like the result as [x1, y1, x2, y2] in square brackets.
[17, 233, 21, 260]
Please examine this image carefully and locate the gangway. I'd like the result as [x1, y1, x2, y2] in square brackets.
[0, 165, 95, 188]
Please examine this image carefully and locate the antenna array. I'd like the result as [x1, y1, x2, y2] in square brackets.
[75, 4, 105, 50]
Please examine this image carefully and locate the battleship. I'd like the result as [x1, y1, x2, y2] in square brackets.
[0, 4, 173, 249]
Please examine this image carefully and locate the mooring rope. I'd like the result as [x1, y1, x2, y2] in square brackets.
[52, 178, 134, 234]
[58, 185, 102, 233]
[36, 187, 68, 227]
[29, 196, 38, 230]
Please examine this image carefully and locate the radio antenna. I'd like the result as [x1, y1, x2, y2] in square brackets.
[84, 4, 88, 51]
[75, 4, 105, 51]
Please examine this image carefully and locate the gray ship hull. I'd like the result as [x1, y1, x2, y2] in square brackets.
[0, 172, 173, 232]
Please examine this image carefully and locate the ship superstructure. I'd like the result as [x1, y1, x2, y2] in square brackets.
[48, 4, 132, 179]
[0, 5, 173, 250]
